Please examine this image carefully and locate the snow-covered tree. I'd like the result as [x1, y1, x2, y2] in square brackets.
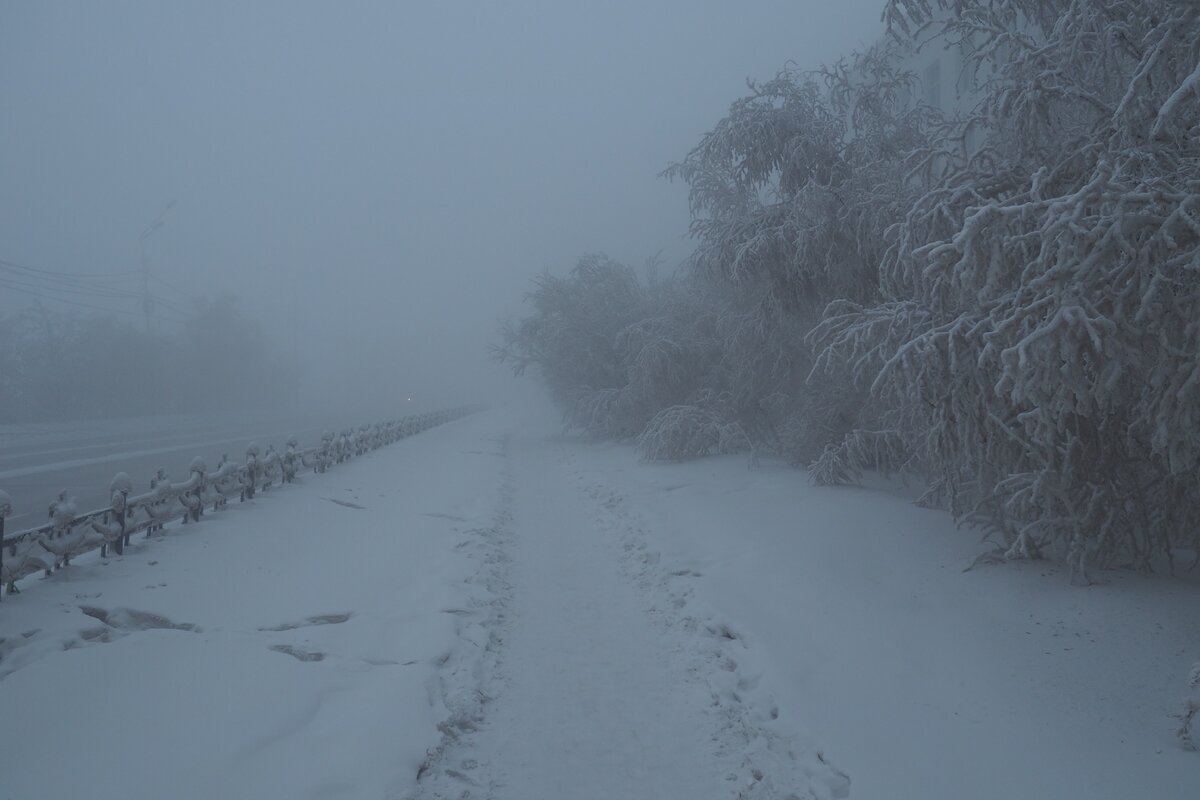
[496, 254, 654, 437]
[663, 42, 938, 465]
[502, 43, 939, 461]
[814, 0, 1200, 571]
[664, 42, 931, 317]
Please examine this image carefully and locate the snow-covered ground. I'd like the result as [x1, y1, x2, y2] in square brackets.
[1, 405, 1196, 799]
[561, 443, 1200, 799]
[0, 410, 509, 799]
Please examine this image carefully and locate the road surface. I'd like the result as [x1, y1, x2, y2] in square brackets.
[0, 411, 400, 529]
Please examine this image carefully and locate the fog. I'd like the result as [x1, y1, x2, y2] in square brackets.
[5, 4, 1200, 796]
[1, 1, 882, 419]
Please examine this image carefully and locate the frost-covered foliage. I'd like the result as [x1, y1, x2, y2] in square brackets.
[813, 0, 1200, 571]
[498, 255, 808, 456]
[502, 0, 1200, 579]
[502, 46, 931, 462]
[807, 427, 911, 487]
[636, 405, 749, 461]
[613, 279, 722, 432]
[496, 254, 653, 438]
[497, 256, 740, 445]
[663, 45, 936, 466]
[663, 43, 931, 315]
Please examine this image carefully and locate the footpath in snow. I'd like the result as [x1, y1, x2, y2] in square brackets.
[423, 434, 723, 797]
[412, 432, 844, 799]
[2, 404, 1197, 799]
[413, 407, 1199, 800]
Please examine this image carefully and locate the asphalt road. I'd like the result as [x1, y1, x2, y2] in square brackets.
[0, 411, 390, 530]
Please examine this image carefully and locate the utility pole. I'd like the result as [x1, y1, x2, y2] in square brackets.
[290, 274, 299, 363]
[139, 199, 176, 332]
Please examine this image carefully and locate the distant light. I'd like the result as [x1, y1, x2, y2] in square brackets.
[407, 397, 412, 402]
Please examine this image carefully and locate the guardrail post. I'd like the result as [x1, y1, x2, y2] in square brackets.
[147, 470, 166, 537]
[0, 515, 5, 603]
[106, 473, 132, 556]
[185, 457, 206, 523]
[284, 437, 299, 483]
[243, 443, 260, 501]
[116, 497, 127, 553]
[46, 490, 74, 573]
[215, 454, 230, 510]
[0, 490, 12, 597]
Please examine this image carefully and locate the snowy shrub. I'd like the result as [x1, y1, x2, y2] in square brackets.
[503, 0, 1200, 579]
[662, 43, 934, 461]
[811, 0, 1200, 570]
[806, 441, 855, 487]
[496, 254, 651, 437]
[636, 405, 748, 461]
[613, 280, 722, 430]
[500, 257, 782, 450]
[565, 387, 639, 439]
[807, 428, 910, 486]
[662, 44, 927, 315]
[501, 43, 932, 464]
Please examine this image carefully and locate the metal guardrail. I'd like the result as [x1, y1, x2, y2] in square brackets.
[0, 405, 482, 598]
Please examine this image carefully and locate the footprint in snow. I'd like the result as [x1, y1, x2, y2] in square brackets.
[269, 644, 326, 662]
[58, 607, 200, 654]
[79, 605, 199, 632]
[424, 512, 467, 522]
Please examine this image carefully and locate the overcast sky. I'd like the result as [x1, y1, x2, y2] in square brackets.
[1, 1, 885, 412]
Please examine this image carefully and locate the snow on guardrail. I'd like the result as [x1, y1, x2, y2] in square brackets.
[0, 405, 483, 598]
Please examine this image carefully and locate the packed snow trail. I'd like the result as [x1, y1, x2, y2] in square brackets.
[413, 421, 848, 800]
[447, 435, 724, 798]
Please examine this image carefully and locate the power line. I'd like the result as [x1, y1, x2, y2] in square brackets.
[0, 257, 199, 327]
[0, 269, 143, 301]
[0, 261, 141, 299]
[0, 257, 140, 280]
[0, 278, 142, 317]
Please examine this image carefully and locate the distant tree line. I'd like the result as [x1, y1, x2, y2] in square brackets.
[497, 0, 1200, 578]
[0, 293, 299, 422]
